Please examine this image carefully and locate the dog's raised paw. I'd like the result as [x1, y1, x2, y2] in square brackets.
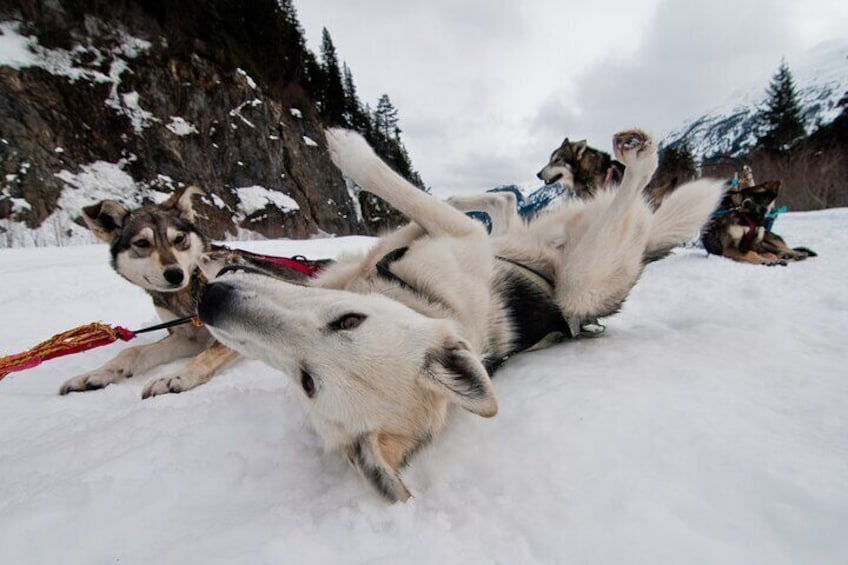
[324, 128, 377, 181]
[612, 128, 655, 166]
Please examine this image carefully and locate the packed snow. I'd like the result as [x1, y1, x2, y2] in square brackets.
[0, 209, 846, 564]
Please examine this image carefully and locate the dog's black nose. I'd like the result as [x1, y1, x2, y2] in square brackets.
[197, 281, 235, 326]
[163, 267, 185, 286]
[536, 171, 544, 180]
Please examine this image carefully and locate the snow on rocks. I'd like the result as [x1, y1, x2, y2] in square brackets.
[165, 116, 199, 136]
[0, 20, 157, 134]
[235, 185, 300, 216]
[236, 67, 258, 90]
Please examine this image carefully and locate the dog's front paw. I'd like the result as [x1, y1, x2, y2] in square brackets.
[59, 368, 129, 395]
[612, 129, 656, 168]
[141, 370, 205, 399]
[141, 375, 185, 399]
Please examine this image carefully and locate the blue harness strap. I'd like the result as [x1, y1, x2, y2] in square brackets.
[764, 206, 787, 232]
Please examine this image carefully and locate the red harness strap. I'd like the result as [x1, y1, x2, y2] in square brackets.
[232, 250, 325, 278]
[740, 215, 759, 252]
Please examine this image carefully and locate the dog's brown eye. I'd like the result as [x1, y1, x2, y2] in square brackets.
[174, 233, 186, 245]
[331, 313, 366, 331]
[133, 239, 150, 249]
[300, 369, 315, 398]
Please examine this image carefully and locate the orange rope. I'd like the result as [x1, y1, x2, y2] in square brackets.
[0, 322, 135, 381]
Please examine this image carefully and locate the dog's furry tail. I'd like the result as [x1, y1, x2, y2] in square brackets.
[645, 179, 724, 261]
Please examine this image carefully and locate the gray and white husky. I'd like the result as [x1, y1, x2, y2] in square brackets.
[197, 128, 723, 503]
[59, 186, 239, 398]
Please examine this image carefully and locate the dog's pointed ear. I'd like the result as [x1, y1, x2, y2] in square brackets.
[346, 433, 412, 503]
[762, 180, 781, 193]
[422, 338, 498, 418]
[166, 185, 205, 222]
[81, 200, 129, 242]
[574, 139, 588, 160]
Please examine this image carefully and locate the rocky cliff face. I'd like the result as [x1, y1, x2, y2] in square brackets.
[0, 2, 393, 247]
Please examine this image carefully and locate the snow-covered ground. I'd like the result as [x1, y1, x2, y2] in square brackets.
[1, 211, 847, 565]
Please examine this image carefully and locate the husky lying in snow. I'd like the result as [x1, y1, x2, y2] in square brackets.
[197, 128, 724, 502]
[701, 180, 817, 266]
[58, 187, 241, 398]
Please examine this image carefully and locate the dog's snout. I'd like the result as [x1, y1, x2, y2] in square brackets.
[163, 267, 185, 286]
[197, 281, 235, 326]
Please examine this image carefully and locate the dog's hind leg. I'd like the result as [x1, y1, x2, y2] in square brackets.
[553, 129, 658, 319]
[446, 191, 520, 236]
[325, 129, 485, 240]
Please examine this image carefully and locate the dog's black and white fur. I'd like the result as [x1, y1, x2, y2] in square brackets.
[196, 128, 724, 502]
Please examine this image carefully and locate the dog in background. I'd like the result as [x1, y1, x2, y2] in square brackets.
[537, 137, 624, 198]
[701, 180, 817, 265]
[196, 127, 724, 502]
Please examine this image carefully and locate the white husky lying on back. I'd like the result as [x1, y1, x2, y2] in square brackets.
[197, 128, 723, 502]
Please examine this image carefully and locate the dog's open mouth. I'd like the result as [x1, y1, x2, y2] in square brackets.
[545, 173, 563, 185]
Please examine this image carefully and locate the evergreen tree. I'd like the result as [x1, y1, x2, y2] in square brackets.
[342, 63, 371, 133]
[275, 0, 311, 82]
[319, 28, 347, 126]
[365, 94, 424, 189]
[658, 141, 697, 179]
[374, 94, 400, 142]
[757, 59, 805, 151]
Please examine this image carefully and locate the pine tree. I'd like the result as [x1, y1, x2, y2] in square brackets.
[659, 141, 696, 178]
[275, 0, 310, 80]
[374, 94, 400, 142]
[319, 28, 348, 126]
[342, 63, 371, 133]
[757, 59, 805, 152]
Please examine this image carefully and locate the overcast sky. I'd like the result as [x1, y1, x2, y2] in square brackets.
[297, 0, 848, 195]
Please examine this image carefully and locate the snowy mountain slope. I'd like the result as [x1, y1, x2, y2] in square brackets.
[664, 40, 848, 157]
[1, 211, 847, 564]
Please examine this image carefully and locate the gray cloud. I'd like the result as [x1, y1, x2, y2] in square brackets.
[297, 0, 847, 195]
